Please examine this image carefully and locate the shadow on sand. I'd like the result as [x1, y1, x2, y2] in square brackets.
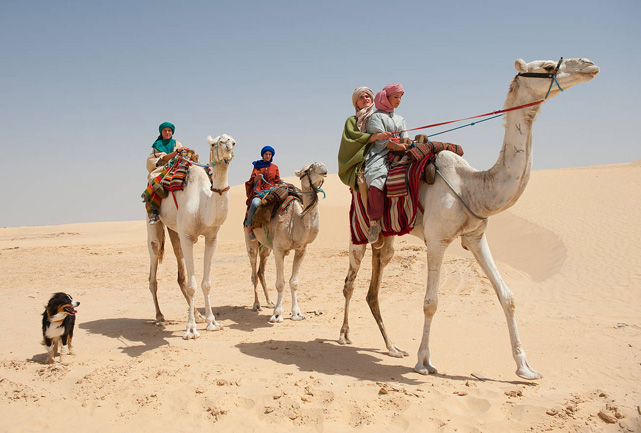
[79, 318, 177, 357]
[236, 338, 428, 385]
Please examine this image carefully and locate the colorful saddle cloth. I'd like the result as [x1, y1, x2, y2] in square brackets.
[349, 141, 464, 245]
[141, 169, 168, 215]
[161, 157, 192, 192]
[251, 183, 302, 226]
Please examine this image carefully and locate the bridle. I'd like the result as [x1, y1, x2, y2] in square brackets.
[517, 57, 564, 99]
[209, 137, 235, 167]
[298, 164, 326, 216]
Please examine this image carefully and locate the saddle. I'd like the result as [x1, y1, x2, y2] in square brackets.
[252, 183, 302, 226]
[349, 135, 464, 245]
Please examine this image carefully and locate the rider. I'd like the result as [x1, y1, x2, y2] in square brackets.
[338, 86, 392, 190]
[244, 146, 280, 239]
[364, 83, 410, 242]
[143, 121, 190, 224]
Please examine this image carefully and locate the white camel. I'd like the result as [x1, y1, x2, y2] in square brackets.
[339, 58, 599, 379]
[147, 134, 235, 339]
[245, 162, 328, 322]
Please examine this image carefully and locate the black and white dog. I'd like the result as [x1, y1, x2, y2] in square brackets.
[41, 292, 79, 364]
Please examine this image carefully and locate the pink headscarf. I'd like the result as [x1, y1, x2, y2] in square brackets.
[374, 83, 404, 113]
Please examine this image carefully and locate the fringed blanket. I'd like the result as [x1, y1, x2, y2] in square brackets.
[349, 156, 430, 245]
[161, 157, 191, 192]
[141, 170, 167, 215]
[349, 141, 465, 245]
[386, 160, 411, 198]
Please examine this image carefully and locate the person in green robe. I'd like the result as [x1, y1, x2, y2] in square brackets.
[338, 87, 392, 190]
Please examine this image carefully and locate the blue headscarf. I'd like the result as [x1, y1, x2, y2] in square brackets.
[152, 122, 176, 154]
[252, 146, 276, 169]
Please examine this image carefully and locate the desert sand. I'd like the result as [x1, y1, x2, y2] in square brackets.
[1, 161, 640, 433]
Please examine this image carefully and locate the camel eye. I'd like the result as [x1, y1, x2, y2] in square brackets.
[544, 65, 555, 72]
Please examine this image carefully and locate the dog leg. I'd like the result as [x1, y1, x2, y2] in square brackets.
[45, 345, 55, 364]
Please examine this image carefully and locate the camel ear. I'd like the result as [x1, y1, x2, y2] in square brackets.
[207, 135, 215, 145]
[294, 164, 310, 178]
[514, 59, 527, 73]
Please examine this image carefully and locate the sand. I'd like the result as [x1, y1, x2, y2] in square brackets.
[1, 161, 640, 432]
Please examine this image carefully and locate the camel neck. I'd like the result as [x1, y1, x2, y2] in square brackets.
[209, 164, 229, 192]
[481, 89, 542, 215]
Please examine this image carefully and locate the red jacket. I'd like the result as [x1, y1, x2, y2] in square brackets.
[245, 163, 280, 206]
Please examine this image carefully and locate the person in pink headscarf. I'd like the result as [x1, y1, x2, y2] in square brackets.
[363, 83, 410, 243]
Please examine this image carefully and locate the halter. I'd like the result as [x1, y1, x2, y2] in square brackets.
[298, 164, 326, 216]
[209, 137, 235, 167]
[298, 164, 326, 198]
[517, 57, 564, 99]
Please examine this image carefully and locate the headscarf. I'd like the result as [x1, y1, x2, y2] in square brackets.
[252, 145, 276, 169]
[352, 87, 375, 132]
[152, 121, 176, 154]
[374, 83, 404, 113]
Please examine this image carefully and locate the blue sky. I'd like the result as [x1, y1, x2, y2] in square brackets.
[1, 0, 638, 227]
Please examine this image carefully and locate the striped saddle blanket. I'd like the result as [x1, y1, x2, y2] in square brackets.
[349, 141, 464, 245]
[161, 157, 192, 192]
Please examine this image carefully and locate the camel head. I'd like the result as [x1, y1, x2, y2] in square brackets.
[207, 134, 236, 165]
[295, 162, 328, 191]
[513, 57, 599, 100]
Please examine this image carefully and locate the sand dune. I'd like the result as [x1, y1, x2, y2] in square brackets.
[1, 162, 639, 432]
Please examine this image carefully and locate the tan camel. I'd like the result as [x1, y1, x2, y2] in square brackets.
[147, 134, 235, 339]
[245, 162, 328, 322]
[339, 58, 599, 379]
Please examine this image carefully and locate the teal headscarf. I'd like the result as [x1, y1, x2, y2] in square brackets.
[152, 122, 176, 154]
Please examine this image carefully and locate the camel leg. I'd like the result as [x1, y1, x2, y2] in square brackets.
[258, 246, 273, 308]
[201, 235, 221, 331]
[289, 247, 307, 321]
[339, 242, 367, 345]
[147, 220, 166, 324]
[245, 234, 273, 311]
[415, 240, 449, 375]
[245, 235, 261, 311]
[166, 228, 199, 317]
[367, 238, 408, 358]
[461, 234, 542, 380]
[179, 234, 200, 339]
[269, 249, 287, 323]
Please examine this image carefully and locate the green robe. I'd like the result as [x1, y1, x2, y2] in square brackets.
[338, 116, 373, 190]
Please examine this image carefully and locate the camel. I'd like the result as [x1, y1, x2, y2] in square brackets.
[339, 58, 599, 379]
[245, 162, 328, 322]
[147, 134, 235, 339]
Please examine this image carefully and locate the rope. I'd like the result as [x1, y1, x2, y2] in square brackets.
[390, 99, 544, 143]
[435, 168, 487, 220]
[391, 62, 565, 143]
[427, 114, 504, 138]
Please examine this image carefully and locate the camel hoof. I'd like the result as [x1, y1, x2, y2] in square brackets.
[252, 304, 262, 312]
[516, 367, 543, 380]
[515, 354, 542, 380]
[206, 323, 221, 331]
[291, 313, 306, 321]
[414, 362, 438, 375]
[183, 329, 200, 340]
[388, 346, 409, 358]
[269, 314, 284, 323]
[338, 335, 352, 345]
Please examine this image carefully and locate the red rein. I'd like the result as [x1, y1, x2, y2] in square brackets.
[389, 99, 544, 143]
